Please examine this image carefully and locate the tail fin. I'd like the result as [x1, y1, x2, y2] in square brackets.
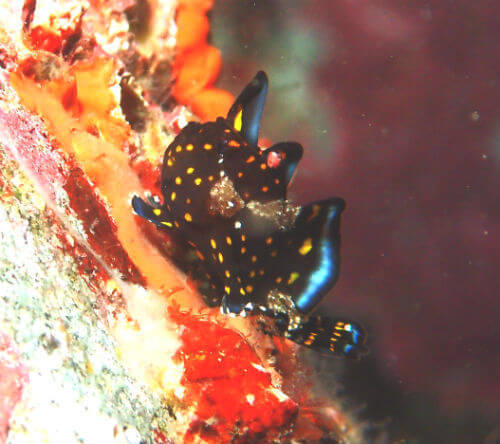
[286, 315, 367, 359]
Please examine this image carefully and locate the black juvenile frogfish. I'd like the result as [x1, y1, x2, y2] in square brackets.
[132, 71, 367, 358]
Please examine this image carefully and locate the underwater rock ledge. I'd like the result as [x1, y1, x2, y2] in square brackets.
[0, 0, 367, 442]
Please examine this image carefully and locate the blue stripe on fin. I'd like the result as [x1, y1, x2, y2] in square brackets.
[292, 198, 345, 313]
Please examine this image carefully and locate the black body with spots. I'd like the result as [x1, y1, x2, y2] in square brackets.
[132, 71, 367, 358]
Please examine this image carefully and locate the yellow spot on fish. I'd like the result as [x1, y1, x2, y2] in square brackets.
[171, 192, 176, 201]
[245, 285, 253, 293]
[175, 145, 182, 152]
[225, 270, 231, 278]
[275, 178, 280, 184]
[153, 209, 162, 216]
[186, 167, 194, 174]
[299, 238, 313, 255]
[261, 186, 269, 193]
[249, 270, 256, 278]
[186, 144, 194, 151]
[275, 277, 282, 284]
[241, 247, 247, 254]
[238, 171, 244, 178]
[186, 198, 191, 204]
[225, 286, 231, 295]
[210, 238, 217, 249]
[260, 163, 267, 170]
[246, 155, 255, 163]
[174, 221, 180, 228]
[228, 140, 240, 148]
[241, 235, 246, 241]
[218, 252, 224, 263]
[184, 212, 192, 222]
[167, 158, 174, 167]
[288, 271, 300, 284]
[304, 332, 317, 346]
[204, 143, 213, 150]
[161, 221, 173, 227]
[239, 287, 246, 296]
[208, 175, 214, 181]
[175, 176, 182, 185]
[196, 250, 205, 260]
[251, 255, 257, 263]
[259, 269, 265, 276]
[265, 237, 273, 245]
[194, 177, 202, 185]
[234, 109, 243, 132]
[226, 236, 232, 245]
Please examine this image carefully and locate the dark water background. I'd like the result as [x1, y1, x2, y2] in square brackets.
[212, 1, 499, 442]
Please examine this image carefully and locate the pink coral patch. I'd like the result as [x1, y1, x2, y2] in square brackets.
[0, 332, 28, 444]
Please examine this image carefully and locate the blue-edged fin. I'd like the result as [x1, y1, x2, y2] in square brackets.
[263, 141, 303, 188]
[131, 195, 174, 229]
[279, 198, 346, 313]
[287, 316, 367, 359]
[226, 71, 268, 146]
